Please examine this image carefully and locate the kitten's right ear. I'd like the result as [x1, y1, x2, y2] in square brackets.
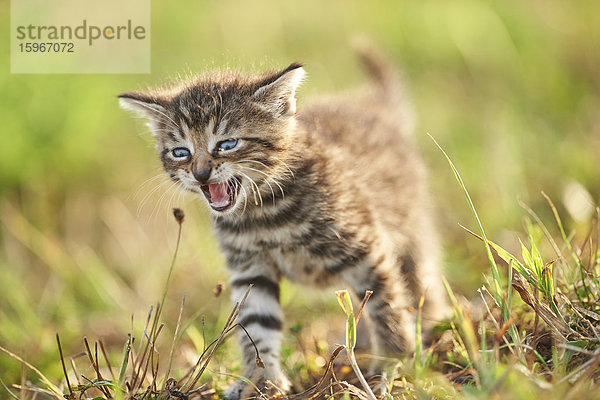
[118, 92, 170, 136]
[118, 92, 167, 117]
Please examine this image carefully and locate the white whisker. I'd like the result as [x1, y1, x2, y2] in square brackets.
[137, 177, 173, 217]
[235, 161, 286, 199]
[237, 159, 271, 169]
[235, 177, 249, 216]
[271, 156, 295, 180]
[130, 173, 166, 202]
[269, 176, 286, 198]
[176, 183, 186, 206]
[237, 171, 263, 208]
[236, 165, 276, 205]
[150, 180, 180, 223]
[165, 182, 181, 224]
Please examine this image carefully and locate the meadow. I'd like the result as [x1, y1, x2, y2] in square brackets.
[1, 0, 599, 398]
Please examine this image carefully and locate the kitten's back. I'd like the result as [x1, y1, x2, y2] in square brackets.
[297, 50, 426, 236]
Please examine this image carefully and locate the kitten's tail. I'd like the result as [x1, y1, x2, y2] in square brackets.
[353, 38, 415, 135]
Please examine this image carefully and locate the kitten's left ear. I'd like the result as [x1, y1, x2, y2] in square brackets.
[252, 63, 306, 116]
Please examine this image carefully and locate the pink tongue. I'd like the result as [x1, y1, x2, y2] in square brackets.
[208, 183, 230, 208]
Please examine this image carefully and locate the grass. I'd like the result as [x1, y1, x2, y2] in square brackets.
[336, 289, 376, 400]
[1, 0, 599, 398]
[427, 137, 600, 398]
[3, 146, 599, 399]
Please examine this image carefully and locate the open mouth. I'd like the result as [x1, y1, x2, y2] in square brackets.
[200, 178, 240, 212]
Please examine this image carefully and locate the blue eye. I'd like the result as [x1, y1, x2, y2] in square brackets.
[217, 139, 238, 152]
[172, 147, 191, 159]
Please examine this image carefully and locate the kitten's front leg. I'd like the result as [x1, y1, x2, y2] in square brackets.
[224, 270, 290, 400]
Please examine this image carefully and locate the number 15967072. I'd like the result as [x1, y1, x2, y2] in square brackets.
[19, 42, 74, 52]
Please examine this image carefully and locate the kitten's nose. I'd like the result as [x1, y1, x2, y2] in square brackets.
[193, 160, 212, 184]
[193, 167, 212, 184]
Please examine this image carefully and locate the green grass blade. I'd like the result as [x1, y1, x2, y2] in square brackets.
[0, 377, 19, 400]
[542, 192, 591, 303]
[415, 292, 425, 379]
[429, 134, 502, 303]
[336, 290, 356, 350]
[485, 237, 535, 284]
[118, 335, 132, 386]
[335, 290, 376, 400]
[442, 277, 480, 374]
[507, 259, 513, 315]
[519, 239, 534, 274]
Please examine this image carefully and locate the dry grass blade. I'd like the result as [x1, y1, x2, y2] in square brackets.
[130, 306, 155, 391]
[162, 295, 186, 391]
[356, 290, 373, 323]
[477, 287, 512, 351]
[559, 348, 600, 385]
[56, 333, 73, 398]
[69, 353, 85, 386]
[560, 295, 600, 342]
[592, 207, 600, 271]
[83, 337, 111, 398]
[496, 317, 516, 342]
[132, 305, 158, 390]
[0, 345, 63, 399]
[125, 209, 185, 395]
[235, 323, 265, 368]
[11, 384, 61, 399]
[98, 340, 115, 381]
[287, 345, 345, 400]
[183, 284, 254, 391]
[511, 274, 571, 339]
[339, 381, 371, 400]
[135, 323, 164, 394]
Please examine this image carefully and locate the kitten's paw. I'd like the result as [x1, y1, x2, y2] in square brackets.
[371, 373, 390, 397]
[224, 370, 290, 400]
[223, 380, 245, 400]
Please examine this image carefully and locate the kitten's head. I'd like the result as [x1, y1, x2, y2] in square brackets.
[119, 63, 305, 216]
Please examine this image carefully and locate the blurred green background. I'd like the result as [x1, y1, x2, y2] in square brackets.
[1, 0, 599, 388]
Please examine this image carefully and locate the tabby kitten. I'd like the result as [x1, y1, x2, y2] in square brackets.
[119, 49, 448, 399]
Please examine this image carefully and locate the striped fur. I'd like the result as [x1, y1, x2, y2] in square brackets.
[120, 50, 449, 399]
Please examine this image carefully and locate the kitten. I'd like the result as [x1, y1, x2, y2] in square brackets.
[119, 48, 449, 399]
